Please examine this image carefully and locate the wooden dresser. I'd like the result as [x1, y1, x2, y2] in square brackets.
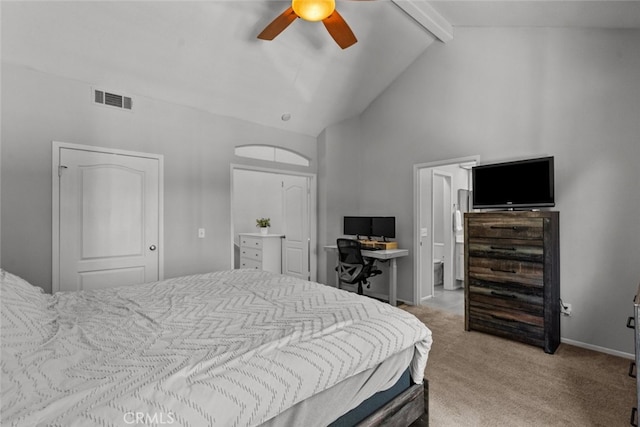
[238, 233, 283, 274]
[464, 211, 560, 354]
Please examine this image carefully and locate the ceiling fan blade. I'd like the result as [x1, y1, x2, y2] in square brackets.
[257, 7, 298, 41]
[322, 10, 357, 49]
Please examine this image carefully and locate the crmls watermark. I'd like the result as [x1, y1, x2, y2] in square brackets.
[123, 412, 175, 425]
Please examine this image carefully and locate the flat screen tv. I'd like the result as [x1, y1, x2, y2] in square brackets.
[472, 156, 555, 209]
[371, 217, 396, 239]
[343, 216, 371, 237]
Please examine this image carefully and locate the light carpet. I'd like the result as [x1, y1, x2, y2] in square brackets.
[401, 305, 635, 427]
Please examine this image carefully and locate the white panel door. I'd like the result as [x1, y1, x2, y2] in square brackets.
[58, 148, 160, 291]
[282, 175, 309, 280]
[432, 170, 454, 291]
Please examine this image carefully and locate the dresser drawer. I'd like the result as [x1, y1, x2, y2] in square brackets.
[467, 240, 543, 263]
[468, 281, 543, 316]
[240, 258, 262, 269]
[240, 236, 263, 249]
[468, 218, 544, 240]
[468, 304, 545, 346]
[240, 247, 262, 261]
[468, 256, 543, 288]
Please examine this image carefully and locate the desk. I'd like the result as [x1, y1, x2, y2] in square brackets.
[323, 246, 408, 306]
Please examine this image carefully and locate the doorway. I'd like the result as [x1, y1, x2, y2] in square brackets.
[52, 142, 164, 292]
[230, 166, 317, 281]
[413, 156, 478, 304]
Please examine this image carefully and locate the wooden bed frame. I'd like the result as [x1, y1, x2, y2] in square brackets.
[358, 380, 428, 427]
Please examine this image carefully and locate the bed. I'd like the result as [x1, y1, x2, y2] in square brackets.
[1, 268, 432, 426]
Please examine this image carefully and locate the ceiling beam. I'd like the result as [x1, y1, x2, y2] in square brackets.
[391, 0, 454, 43]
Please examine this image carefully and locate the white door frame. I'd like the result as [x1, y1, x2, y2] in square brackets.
[52, 141, 164, 293]
[413, 155, 478, 305]
[230, 164, 317, 282]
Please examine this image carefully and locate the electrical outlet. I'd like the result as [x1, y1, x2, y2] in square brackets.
[561, 303, 572, 316]
[198, 228, 205, 238]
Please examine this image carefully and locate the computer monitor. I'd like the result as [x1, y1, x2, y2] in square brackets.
[343, 216, 371, 237]
[371, 217, 395, 239]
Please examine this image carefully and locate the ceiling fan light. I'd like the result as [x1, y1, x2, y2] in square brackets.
[292, 0, 336, 22]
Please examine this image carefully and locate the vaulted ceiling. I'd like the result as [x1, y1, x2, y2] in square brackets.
[2, 1, 640, 137]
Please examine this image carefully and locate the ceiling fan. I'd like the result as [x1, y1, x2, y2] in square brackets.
[257, 0, 359, 49]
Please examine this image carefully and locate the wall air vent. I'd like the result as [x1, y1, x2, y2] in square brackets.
[93, 89, 132, 111]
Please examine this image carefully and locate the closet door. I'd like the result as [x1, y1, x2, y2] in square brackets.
[56, 146, 161, 291]
[282, 175, 310, 280]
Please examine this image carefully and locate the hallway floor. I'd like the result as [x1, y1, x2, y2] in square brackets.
[419, 285, 464, 316]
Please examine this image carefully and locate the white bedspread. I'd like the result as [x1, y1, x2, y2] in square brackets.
[1, 269, 432, 427]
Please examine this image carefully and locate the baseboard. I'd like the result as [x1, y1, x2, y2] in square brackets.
[561, 337, 634, 360]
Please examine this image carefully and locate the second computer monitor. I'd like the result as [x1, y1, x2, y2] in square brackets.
[371, 217, 395, 239]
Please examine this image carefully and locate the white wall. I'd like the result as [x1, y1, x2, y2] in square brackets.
[316, 117, 363, 286]
[323, 27, 640, 354]
[0, 63, 317, 293]
[233, 169, 285, 238]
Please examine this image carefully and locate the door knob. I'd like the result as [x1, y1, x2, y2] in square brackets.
[149, 245, 157, 251]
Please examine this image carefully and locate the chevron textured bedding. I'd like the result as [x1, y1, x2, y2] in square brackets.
[1, 268, 432, 427]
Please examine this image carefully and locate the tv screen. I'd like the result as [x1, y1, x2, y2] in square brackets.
[371, 217, 396, 239]
[472, 156, 555, 209]
[343, 216, 371, 237]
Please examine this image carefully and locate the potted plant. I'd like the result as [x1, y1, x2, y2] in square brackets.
[256, 218, 271, 235]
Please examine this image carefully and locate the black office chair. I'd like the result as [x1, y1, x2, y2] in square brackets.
[336, 238, 382, 295]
